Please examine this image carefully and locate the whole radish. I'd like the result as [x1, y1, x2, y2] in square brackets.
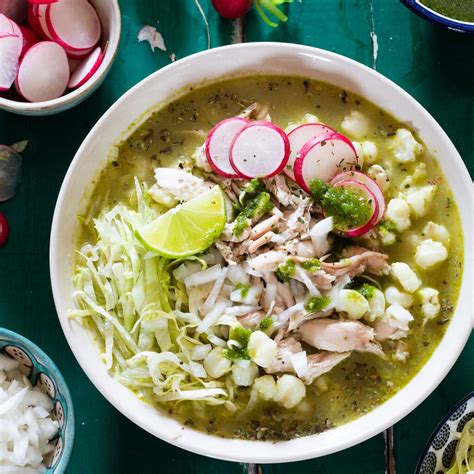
[211, 0, 253, 19]
[0, 0, 27, 23]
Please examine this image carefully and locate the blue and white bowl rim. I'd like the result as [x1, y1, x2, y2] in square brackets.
[402, 0, 474, 33]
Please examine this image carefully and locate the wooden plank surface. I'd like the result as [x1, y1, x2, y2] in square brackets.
[0, 1, 472, 473]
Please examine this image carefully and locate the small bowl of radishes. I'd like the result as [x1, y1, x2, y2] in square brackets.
[0, 0, 121, 115]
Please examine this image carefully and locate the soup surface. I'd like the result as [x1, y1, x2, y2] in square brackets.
[73, 76, 463, 440]
[420, 0, 474, 22]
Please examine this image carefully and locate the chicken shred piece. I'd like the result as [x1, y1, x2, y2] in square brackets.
[299, 319, 375, 352]
[321, 250, 389, 277]
[265, 338, 351, 384]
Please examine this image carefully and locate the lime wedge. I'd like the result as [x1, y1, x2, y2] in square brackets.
[137, 186, 226, 258]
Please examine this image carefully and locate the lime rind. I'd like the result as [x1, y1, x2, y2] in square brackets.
[137, 186, 226, 258]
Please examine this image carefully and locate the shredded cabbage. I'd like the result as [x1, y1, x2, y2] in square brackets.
[69, 182, 234, 409]
[447, 418, 474, 474]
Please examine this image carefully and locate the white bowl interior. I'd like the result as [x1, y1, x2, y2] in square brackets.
[0, 0, 121, 115]
[50, 43, 474, 463]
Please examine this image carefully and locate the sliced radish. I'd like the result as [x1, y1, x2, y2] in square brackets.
[27, 4, 41, 35]
[68, 46, 102, 89]
[0, 0, 28, 23]
[68, 57, 81, 73]
[294, 132, 358, 193]
[62, 43, 94, 59]
[205, 117, 249, 178]
[230, 121, 290, 179]
[16, 41, 69, 101]
[0, 13, 11, 33]
[328, 179, 379, 237]
[46, 0, 101, 52]
[285, 123, 336, 181]
[0, 14, 22, 40]
[0, 33, 22, 91]
[330, 171, 385, 224]
[34, 4, 52, 39]
[18, 25, 39, 56]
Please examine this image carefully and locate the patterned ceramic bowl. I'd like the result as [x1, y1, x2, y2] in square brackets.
[417, 392, 474, 473]
[0, 328, 74, 473]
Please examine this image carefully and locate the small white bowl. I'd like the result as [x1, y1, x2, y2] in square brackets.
[50, 43, 474, 463]
[0, 0, 121, 116]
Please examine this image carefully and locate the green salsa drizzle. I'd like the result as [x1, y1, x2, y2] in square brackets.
[309, 179, 373, 231]
[236, 282, 251, 298]
[300, 258, 321, 273]
[356, 283, 376, 300]
[304, 295, 331, 312]
[259, 317, 273, 330]
[239, 178, 265, 206]
[223, 325, 252, 361]
[233, 192, 274, 237]
[276, 259, 296, 282]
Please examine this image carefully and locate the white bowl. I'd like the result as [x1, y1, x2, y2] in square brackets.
[50, 43, 474, 463]
[0, 0, 121, 116]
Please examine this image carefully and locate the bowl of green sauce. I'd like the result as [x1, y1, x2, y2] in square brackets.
[402, 0, 474, 33]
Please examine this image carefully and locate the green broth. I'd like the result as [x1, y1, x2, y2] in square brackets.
[421, 0, 474, 22]
[77, 76, 463, 440]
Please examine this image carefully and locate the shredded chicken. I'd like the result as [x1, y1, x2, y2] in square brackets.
[305, 352, 351, 384]
[264, 175, 294, 208]
[266, 337, 351, 384]
[299, 319, 376, 353]
[321, 249, 389, 277]
[238, 311, 266, 329]
[266, 337, 303, 373]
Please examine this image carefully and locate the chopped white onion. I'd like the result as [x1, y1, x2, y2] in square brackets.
[0, 366, 59, 471]
[184, 264, 223, 288]
[289, 351, 309, 378]
[310, 216, 333, 257]
[277, 302, 305, 326]
[197, 301, 230, 333]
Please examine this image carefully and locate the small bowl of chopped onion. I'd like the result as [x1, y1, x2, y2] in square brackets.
[0, 328, 74, 473]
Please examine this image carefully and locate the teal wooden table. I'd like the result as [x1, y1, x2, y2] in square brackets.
[0, 1, 472, 472]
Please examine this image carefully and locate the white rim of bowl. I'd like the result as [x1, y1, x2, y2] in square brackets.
[50, 42, 474, 463]
[0, 0, 121, 113]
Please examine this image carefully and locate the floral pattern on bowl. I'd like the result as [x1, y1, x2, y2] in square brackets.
[417, 392, 474, 473]
[0, 328, 75, 473]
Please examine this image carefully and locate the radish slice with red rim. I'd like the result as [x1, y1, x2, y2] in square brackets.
[294, 132, 358, 193]
[0, 33, 22, 91]
[27, 0, 58, 4]
[0, 0, 28, 23]
[285, 122, 336, 181]
[230, 120, 290, 179]
[330, 170, 385, 224]
[46, 0, 101, 52]
[62, 44, 94, 60]
[27, 4, 41, 36]
[18, 25, 39, 56]
[0, 13, 12, 33]
[68, 46, 102, 89]
[0, 14, 21, 38]
[329, 179, 379, 237]
[205, 117, 249, 178]
[34, 4, 53, 39]
[16, 41, 69, 101]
